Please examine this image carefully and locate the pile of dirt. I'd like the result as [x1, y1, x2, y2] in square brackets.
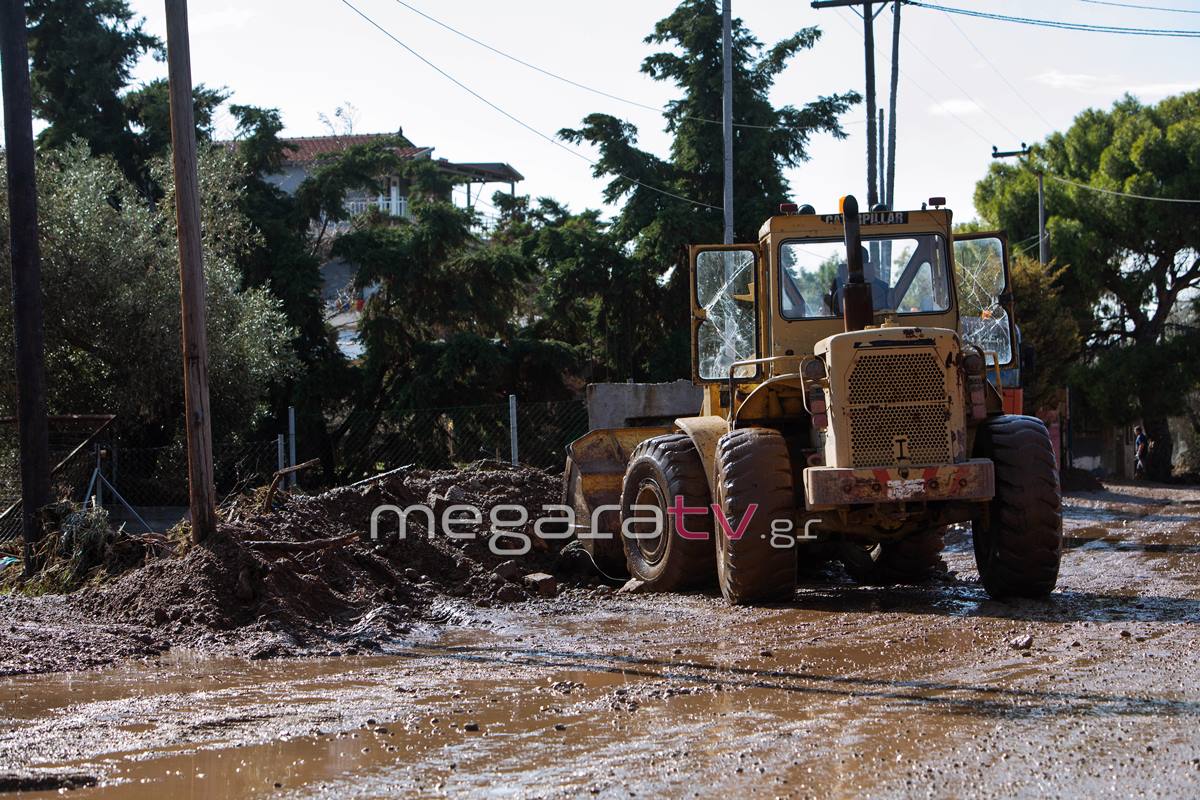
[77, 461, 596, 659]
[1061, 466, 1105, 492]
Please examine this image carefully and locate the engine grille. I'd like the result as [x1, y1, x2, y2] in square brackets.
[845, 351, 951, 467]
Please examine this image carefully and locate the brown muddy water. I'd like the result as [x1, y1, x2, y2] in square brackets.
[2, 482, 1199, 798]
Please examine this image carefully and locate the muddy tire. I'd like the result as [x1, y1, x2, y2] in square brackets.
[619, 434, 715, 590]
[840, 528, 946, 585]
[972, 414, 1063, 598]
[714, 427, 796, 605]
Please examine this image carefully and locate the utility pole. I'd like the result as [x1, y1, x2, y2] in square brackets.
[886, 0, 900, 210]
[878, 110, 885, 201]
[1, 0, 51, 575]
[164, 0, 217, 541]
[992, 144, 1048, 265]
[812, 0, 890, 208]
[722, 0, 734, 244]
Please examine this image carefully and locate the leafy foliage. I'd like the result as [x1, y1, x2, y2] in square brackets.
[975, 91, 1200, 477]
[0, 145, 297, 446]
[559, 0, 858, 376]
[25, 0, 224, 196]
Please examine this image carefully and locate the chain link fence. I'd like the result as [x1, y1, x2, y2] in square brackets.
[2, 398, 588, 538]
[332, 398, 587, 483]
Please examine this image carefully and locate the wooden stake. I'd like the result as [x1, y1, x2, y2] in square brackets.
[164, 0, 217, 541]
[0, 0, 52, 574]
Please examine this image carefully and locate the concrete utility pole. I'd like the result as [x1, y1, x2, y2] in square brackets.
[812, 0, 890, 208]
[992, 145, 1048, 265]
[0, 0, 51, 574]
[722, 0, 734, 244]
[164, 0, 217, 541]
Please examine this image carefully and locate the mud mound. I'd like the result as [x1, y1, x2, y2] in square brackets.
[78, 463, 583, 657]
[1062, 466, 1105, 492]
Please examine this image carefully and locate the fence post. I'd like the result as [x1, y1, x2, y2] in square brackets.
[276, 434, 286, 474]
[508, 394, 519, 466]
[287, 406, 297, 487]
[94, 445, 104, 508]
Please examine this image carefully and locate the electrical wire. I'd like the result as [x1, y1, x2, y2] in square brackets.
[1079, 0, 1200, 13]
[834, 8, 993, 146]
[896, 27, 1024, 140]
[903, 1, 1200, 37]
[338, 0, 721, 211]
[389, 0, 786, 131]
[938, 12, 1056, 130]
[1047, 173, 1200, 203]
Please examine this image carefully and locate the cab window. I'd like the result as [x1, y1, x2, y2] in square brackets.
[779, 234, 951, 319]
[695, 249, 757, 379]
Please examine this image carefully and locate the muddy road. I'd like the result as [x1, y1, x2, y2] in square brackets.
[2, 481, 1199, 798]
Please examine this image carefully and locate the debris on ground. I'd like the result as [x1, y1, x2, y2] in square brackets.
[1, 461, 604, 674]
[1061, 466, 1105, 492]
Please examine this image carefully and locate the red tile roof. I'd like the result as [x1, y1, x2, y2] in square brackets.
[279, 134, 432, 165]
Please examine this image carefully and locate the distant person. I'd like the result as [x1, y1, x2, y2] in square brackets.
[1134, 426, 1149, 480]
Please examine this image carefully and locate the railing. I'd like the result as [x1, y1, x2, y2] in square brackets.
[343, 196, 410, 218]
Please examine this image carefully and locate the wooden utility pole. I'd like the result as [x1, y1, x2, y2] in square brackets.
[0, 0, 51, 574]
[721, 0, 734, 244]
[886, 0, 900, 210]
[812, 0, 889, 208]
[164, 0, 217, 541]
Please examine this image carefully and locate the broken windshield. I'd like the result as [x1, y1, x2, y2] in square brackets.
[779, 234, 952, 320]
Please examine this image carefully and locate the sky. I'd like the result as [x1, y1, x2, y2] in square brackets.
[10, 0, 1200, 228]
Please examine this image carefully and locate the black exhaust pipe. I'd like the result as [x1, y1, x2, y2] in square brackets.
[840, 195, 873, 332]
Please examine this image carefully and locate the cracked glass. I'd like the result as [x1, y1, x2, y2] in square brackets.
[955, 236, 1013, 366]
[696, 249, 757, 380]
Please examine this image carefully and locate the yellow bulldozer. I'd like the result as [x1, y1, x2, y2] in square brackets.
[563, 195, 1062, 604]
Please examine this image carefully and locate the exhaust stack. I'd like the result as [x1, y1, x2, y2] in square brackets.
[840, 195, 873, 332]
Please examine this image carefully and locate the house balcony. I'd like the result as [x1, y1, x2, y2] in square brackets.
[344, 195, 411, 219]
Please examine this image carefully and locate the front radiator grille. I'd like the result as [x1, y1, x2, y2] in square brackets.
[847, 352, 947, 404]
[845, 351, 951, 467]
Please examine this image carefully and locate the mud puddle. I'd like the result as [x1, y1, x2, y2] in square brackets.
[3, 482, 1200, 798]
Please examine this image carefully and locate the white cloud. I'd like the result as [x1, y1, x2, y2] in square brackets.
[190, 5, 256, 35]
[1035, 70, 1197, 99]
[928, 98, 984, 117]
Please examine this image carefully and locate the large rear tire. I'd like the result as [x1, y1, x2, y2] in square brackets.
[840, 527, 946, 585]
[619, 434, 715, 590]
[714, 427, 796, 605]
[972, 415, 1063, 598]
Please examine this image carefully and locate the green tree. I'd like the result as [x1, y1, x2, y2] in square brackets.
[0, 144, 297, 446]
[26, 0, 159, 179]
[1008, 255, 1081, 415]
[26, 0, 224, 195]
[975, 91, 1200, 478]
[493, 195, 663, 381]
[559, 0, 858, 377]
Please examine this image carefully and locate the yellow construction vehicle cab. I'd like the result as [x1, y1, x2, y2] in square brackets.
[564, 196, 1063, 605]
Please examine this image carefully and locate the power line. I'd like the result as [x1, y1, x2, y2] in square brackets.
[1047, 173, 1200, 203]
[896, 27, 1023, 140]
[337, 0, 721, 212]
[938, 12, 1056, 130]
[903, 1, 1200, 36]
[834, 8, 993, 146]
[1079, 0, 1200, 13]
[389, 0, 780, 131]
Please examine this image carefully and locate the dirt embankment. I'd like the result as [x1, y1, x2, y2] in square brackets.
[0, 462, 591, 675]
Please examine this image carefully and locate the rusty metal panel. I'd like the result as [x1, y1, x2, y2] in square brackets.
[803, 458, 994, 510]
[564, 426, 672, 532]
